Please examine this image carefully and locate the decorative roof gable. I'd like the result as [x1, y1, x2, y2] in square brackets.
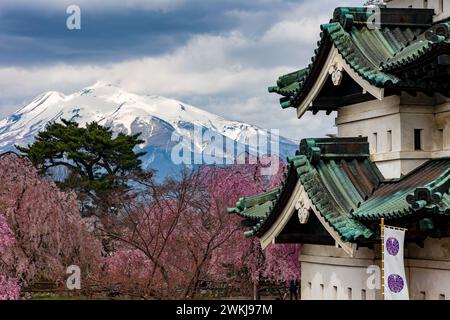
[228, 138, 450, 247]
[268, 7, 450, 114]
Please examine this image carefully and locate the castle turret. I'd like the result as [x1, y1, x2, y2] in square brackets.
[269, 6, 450, 178]
[228, 3, 450, 301]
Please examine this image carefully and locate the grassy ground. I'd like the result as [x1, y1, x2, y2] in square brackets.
[31, 293, 110, 300]
[28, 290, 282, 300]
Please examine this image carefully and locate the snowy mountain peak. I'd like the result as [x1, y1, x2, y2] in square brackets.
[89, 80, 117, 88]
[0, 83, 297, 177]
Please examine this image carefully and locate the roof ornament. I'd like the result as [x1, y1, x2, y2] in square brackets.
[425, 23, 450, 43]
[406, 168, 450, 212]
[333, 8, 354, 31]
[300, 139, 321, 165]
[295, 186, 311, 224]
[329, 62, 344, 86]
[406, 187, 443, 211]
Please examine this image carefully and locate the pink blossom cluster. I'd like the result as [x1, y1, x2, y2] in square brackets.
[0, 154, 102, 299]
[0, 276, 20, 300]
[99, 161, 301, 298]
[0, 153, 302, 299]
[0, 214, 15, 254]
[0, 213, 20, 300]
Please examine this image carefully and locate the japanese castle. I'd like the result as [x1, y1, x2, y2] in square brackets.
[229, 0, 450, 300]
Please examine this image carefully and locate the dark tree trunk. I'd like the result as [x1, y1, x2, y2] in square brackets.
[253, 281, 260, 300]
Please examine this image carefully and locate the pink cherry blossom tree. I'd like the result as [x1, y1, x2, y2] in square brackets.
[0, 154, 102, 297]
[1, 150, 300, 300]
[263, 243, 301, 283]
[98, 170, 205, 298]
[99, 159, 300, 299]
[0, 213, 20, 300]
[202, 161, 300, 299]
[0, 214, 15, 255]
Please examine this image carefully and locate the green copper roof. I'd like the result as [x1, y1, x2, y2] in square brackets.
[268, 68, 309, 106]
[229, 137, 381, 242]
[229, 137, 450, 244]
[293, 154, 375, 242]
[269, 7, 450, 109]
[228, 188, 280, 221]
[354, 160, 450, 221]
[228, 173, 293, 238]
[321, 22, 401, 86]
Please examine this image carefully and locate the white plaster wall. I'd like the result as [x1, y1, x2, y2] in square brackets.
[399, 159, 429, 175]
[336, 94, 450, 178]
[407, 238, 450, 261]
[300, 240, 450, 300]
[408, 268, 450, 300]
[386, 0, 436, 9]
[435, 103, 450, 150]
[386, 0, 449, 22]
[399, 113, 435, 151]
[406, 238, 450, 300]
[339, 114, 401, 154]
[386, 0, 429, 9]
[374, 160, 402, 179]
[301, 262, 377, 300]
[300, 244, 380, 300]
[337, 96, 402, 155]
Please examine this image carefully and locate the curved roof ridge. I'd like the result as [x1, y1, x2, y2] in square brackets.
[268, 6, 450, 111]
[353, 158, 450, 221]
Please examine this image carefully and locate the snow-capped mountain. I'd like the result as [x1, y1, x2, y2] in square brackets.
[0, 82, 297, 178]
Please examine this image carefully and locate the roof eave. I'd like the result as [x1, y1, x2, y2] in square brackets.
[294, 45, 386, 119]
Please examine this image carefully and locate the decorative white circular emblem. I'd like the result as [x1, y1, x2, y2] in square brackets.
[295, 196, 310, 224]
[328, 62, 344, 86]
[331, 70, 343, 86]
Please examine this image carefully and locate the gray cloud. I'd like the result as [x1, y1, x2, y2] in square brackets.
[0, 0, 363, 140]
[0, 0, 187, 12]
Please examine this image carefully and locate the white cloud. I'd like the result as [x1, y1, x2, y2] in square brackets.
[262, 18, 323, 45]
[0, 31, 291, 100]
[0, 0, 364, 139]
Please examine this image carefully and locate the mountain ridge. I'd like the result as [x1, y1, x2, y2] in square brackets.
[0, 82, 298, 178]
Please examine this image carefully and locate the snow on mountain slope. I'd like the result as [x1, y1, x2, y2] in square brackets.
[0, 82, 297, 177]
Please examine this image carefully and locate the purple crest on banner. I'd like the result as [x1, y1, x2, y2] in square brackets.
[387, 274, 404, 293]
[386, 237, 399, 256]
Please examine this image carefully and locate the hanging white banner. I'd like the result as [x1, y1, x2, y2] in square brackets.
[384, 227, 409, 300]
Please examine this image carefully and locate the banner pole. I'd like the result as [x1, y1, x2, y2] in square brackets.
[381, 217, 385, 301]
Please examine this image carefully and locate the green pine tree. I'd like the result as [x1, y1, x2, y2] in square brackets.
[17, 119, 147, 215]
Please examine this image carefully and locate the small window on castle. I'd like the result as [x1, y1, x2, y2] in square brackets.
[439, 0, 444, 13]
[414, 129, 422, 151]
[424, 0, 428, 9]
[361, 289, 366, 300]
[439, 294, 445, 300]
[347, 288, 352, 300]
[308, 282, 312, 290]
[333, 286, 338, 300]
[320, 284, 324, 298]
[373, 132, 378, 153]
[387, 130, 392, 152]
[438, 129, 444, 149]
[420, 291, 426, 300]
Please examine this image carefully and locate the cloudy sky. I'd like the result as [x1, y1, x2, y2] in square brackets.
[0, 0, 364, 140]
